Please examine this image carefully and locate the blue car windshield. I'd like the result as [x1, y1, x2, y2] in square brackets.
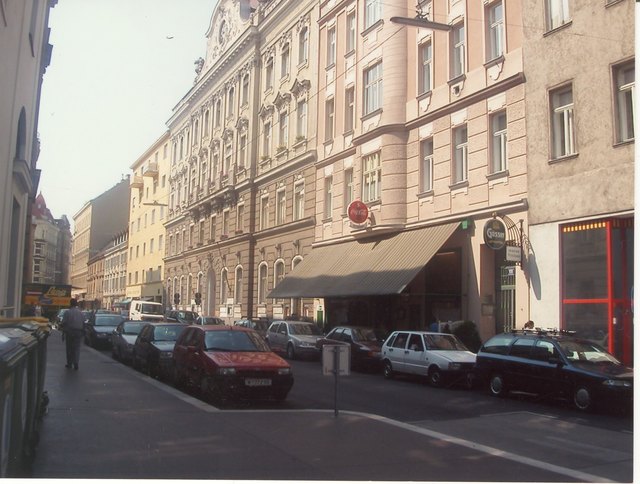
[557, 340, 621, 364]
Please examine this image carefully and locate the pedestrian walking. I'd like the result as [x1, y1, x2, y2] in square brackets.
[61, 298, 85, 370]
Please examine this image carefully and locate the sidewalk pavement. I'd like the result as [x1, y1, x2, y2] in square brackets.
[27, 330, 585, 481]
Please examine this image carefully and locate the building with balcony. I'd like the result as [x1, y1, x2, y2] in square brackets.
[0, 0, 56, 317]
[165, 0, 319, 321]
[126, 131, 171, 305]
[269, 0, 529, 340]
[102, 229, 128, 310]
[523, 0, 634, 364]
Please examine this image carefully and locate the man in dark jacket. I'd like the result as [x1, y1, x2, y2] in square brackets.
[61, 298, 85, 370]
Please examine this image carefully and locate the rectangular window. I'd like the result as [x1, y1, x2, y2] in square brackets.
[324, 176, 333, 219]
[260, 196, 269, 230]
[452, 125, 468, 183]
[150, 238, 155, 254]
[222, 211, 229, 236]
[365, 0, 381, 29]
[546, 0, 570, 31]
[490, 111, 508, 173]
[280, 44, 290, 78]
[263, 121, 272, 156]
[266, 57, 274, 90]
[344, 87, 355, 133]
[199, 220, 205, 243]
[550, 85, 576, 159]
[294, 183, 304, 220]
[362, 152, 381, 202]
[344, 168, 354, 207]
[224, 139, 233, 174]
[419, 41, 432, 94]
[242, 75, 250, 105]
[210, 215, 216, 240]
[276, 190, 286, 225]
[237, 204, 244, 232]
[327, 26, 336, 66]
[364, 62, 383, 115]
[239, 133, 247, 168]
[325, 98, 335, 142]
[487, 2, 504, 60]
[298, 27, 309, 64]
[614, 61, 635, 143]
[297, 100, 307, 137]
[279, 111, 288, 147]
[420, 138, 434, 192]
[451, 23, 465, 78]
[346, 12, 356, 53]
[159, 234, 164, 252]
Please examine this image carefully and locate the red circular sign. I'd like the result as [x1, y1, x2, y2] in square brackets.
[347, 200, 369, 224]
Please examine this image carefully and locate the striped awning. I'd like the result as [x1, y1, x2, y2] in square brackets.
[268, 222, 459, 298]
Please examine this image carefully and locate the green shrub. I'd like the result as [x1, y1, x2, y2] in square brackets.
[452, 321, 482, 353]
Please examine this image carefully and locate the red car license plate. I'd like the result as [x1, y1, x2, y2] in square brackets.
[245, 378, 272, 387]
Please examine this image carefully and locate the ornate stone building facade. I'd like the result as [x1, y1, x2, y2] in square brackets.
[165, 0, 319, 321]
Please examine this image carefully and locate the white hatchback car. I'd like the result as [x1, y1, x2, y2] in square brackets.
[381, 331, 476, 387]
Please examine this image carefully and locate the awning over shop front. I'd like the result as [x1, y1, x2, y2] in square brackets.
[268, 222, 459, 298]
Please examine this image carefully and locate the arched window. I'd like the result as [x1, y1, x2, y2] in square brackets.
[274, 260, 285, 303]
[235, 266, 243, 302]
[220, 268, 228, 303]
[187, 273, 193, 305]
[258, 263, 268, 304]
[204, 110, 210, 136]
[298, 27, 309, 64]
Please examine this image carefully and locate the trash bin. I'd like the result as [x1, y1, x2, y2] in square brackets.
[0, 319, 50, 475]
[0, 328, 31, 477]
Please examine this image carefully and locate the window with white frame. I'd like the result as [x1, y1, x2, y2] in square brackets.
[420, 138, 434, 192]
[258, 263, 268, 304]
[210, 215, 216, 240]
[265, 57, 274, 90]
[344, 87, 355, 132]
[214, 99, 221, 127]
[327, 26, 336, 66]
[279, 111, 289, 147]
[200, 161, 207, 188]
[365, 0, 382, 29]
[364, 62, 383, 115]
[150, 238, 155, 254]
[281, 43, 290, 78]
[614, 61, 635, 143]
[239, 132, 247, 168]
[274, 261, 285, 300]
[324, 176, 333, 219]
[487, 1, 504, 60]
[227, 87, 235, 117]
[490, 111, 507, 173]
[260, 196, 269, 230]
[362, 152, 381, 202]
[222, 210, 229, 236]
[346, 12, 356, 53]
[550, 85, 576, 159]
[241, 74, 250, 105]
[199, 220, 205, 243]
[344, 168, 354, 207]
[235, 267, 243, 302]
[263, 120, 272, 156]
[419, 40, 432, 94]
[224, 138, 233, 174]
[452, 125, 468, 183]
[296, 99, 307, 137]
[293, 182, 304, 220]
[451, 23, 465, 78]
[325, 98, 335, 142]
[298, 27, 309, 64]
[194, 120, 199, 144]
[545, 0, 570, 31]
[276, 189, 286, 225]
[204, 110, 210, 136]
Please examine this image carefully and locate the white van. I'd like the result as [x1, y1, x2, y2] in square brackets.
[129, 300, 164, 321]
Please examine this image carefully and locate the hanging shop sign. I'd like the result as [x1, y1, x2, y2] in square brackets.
[347, 199, 369, 225]
[506, 245, 522, 262]
[483, 218, 507, 250]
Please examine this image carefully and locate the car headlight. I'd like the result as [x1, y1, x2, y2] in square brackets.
[448, 362, 462, 371]
[296, 341, 315, 348]
[603, 379, 632, 388]
[278, 368, 292, 375]
[160, 351, 173, 359]
[216, 367, 237, 376]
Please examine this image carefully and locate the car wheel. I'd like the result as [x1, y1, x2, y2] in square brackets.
[286, 343, 296, 360]
[383, 360, 394, 379]
[428, 366, 443, 388]
[489, 373, 508, 397]
[573, 386, 592, 411]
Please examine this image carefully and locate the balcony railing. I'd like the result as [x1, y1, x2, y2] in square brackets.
[130, 175, 144, 188]
[143, 161, 159, 178]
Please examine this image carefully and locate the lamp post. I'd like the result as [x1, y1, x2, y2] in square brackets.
[390, 3, 451, 31]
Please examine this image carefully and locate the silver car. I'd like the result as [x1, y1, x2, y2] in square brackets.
[111, 320, 147, 364]
[266, 320, 322, 360]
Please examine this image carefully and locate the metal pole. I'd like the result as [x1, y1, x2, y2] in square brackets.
[333, 346, 339, 417]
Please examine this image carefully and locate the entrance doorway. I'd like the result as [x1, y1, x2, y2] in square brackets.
[496, 264, 516, 333]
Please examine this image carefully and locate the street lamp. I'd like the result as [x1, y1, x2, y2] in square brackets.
[143, 201, 168, 207]
[390, 3, 451, 31]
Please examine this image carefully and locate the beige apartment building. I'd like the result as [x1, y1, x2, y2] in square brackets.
[126, 131, 171, 305]
[0, 0, 55, 317]
[165, 0, 319, 321]
[270, 0, 529, 341]
[523, 0, 634, 365]
[102, 229, 128, 309]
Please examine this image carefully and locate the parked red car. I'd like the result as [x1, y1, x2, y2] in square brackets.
[172, 325, 294, 403]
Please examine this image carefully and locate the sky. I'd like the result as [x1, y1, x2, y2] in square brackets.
[37, 0, 218, 224]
